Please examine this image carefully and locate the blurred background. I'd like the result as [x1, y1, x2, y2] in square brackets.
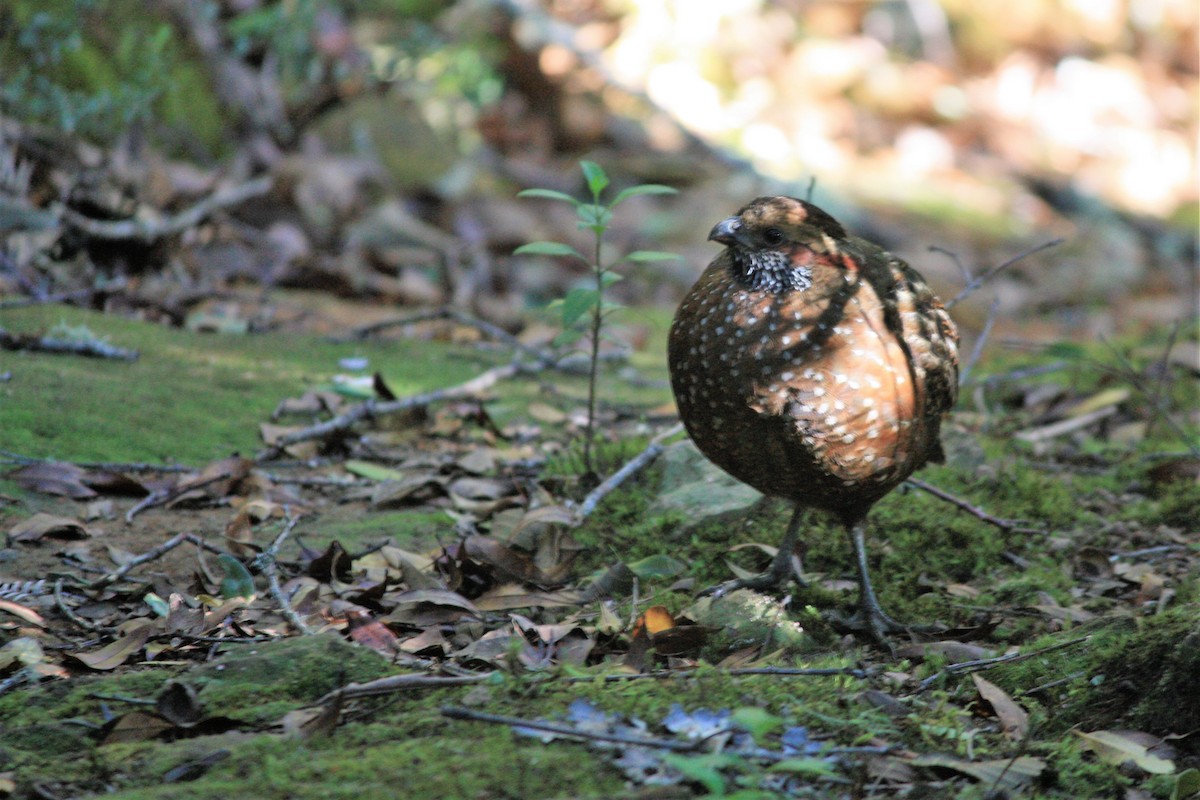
[1, 0, 1196, 351]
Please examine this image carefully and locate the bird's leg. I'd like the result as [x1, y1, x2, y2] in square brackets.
[827, 520, 937, 648]
[699, 504, 807, 598]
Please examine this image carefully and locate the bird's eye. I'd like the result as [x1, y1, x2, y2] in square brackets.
[763, 227, 784, 246]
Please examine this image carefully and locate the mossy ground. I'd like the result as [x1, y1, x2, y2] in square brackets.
[1, 304, 1196, 799]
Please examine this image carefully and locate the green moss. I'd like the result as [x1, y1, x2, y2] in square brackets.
[0, 305, 494, 466]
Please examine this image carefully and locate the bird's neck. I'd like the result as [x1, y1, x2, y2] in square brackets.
[730, 248, 813, 294]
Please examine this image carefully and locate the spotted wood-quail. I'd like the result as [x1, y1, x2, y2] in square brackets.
[668, 196, 960, 643]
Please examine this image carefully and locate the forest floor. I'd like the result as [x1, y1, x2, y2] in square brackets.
[0, 290, 1196, 800]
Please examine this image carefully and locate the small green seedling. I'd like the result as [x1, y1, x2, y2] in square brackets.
[515, 161, 676, 476]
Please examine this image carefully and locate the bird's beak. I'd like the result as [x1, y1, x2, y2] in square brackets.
[708, 217, 740, 246]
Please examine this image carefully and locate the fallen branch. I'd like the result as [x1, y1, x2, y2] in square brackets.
[335, 307, 557, 367]
[88, 532, 190, 589]
[905, 478, 1041, 534]
[317, 673, 493, 704]
[55, 578, 106, 632]
[255, 516, 313, 635]
[60, 176, 272, 245]
[945, 239, 1063, 309]
[256, 358, 542, 460]
[441, 705, 704, 752]
[0, 327, 138, 361]
[917, 635, 1090, 692]
[574, 423, 684, 522]
[126, 473, 229, 522]
[0, 279, 129, 310]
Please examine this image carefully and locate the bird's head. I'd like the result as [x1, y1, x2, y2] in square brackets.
[709, 196, 849, 293]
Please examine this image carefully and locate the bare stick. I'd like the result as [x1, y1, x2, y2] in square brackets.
[905, 478, 1040, 534]
[0, 279, 129, 310]
[256, 516, 313, 635]
[917, 635, 1090, 692]
[0, 327, 138, 361]
[257, 359, 539, 459]
[61, 176, 272, 245]
[946, 239, 1063, 309]
[55, 578, 106, 632]
[126, 473, 229, 522]
[575, 423, 684, 521]
[336, 308, 556, 366]
[958, 297, 999, 387]
[317, 673, 493, 704]
[1098, 335, 1199, 456]
[88, 532, 190, 589]
[441, 705, 704, 752]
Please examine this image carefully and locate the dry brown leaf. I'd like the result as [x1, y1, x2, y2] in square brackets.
[912, 754, 1045, 790]
[72, 619, 158, 670]
[101, 711, 176, 745]
[0, 599, 45, 627]
[281, 694, 343, 740]
[1075, 730, 1176, 774]
[6, 462, 97, 499]
[972, 674, 1029, 740]
[9, 513, 93, 542]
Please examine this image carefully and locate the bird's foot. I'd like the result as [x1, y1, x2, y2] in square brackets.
[698, 558, 804, 599]
[825, 602, 940, 653]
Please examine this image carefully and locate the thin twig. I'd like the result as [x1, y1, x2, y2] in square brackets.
[256, 358, 542, 460]
[958, 297, 999, 387]
[917, 635, 1090, 692]
[256, 516, 313, 635]
[88, 532, 190, 589]
[54, 578, 106, 632]
[0, 279, 128, 310]
[61, 176, 273, 244]
[0, 451, 189, 473]
[317, 673, 493, 704]
[575, 423, 684, 522]
[1098, 335, 1199, 456]
[334, 308, 557, 366]
[905, 478, 1040, 534]
[946, 239, 1063, 309]
[0, 327, 138, 361]
[441, 705, 705, 752]
[126, 474, 228, 522]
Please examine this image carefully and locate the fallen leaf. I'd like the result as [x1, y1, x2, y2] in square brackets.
[912, 754, 1045, 790]
[72, 619, 158, 670]
[7, 462, 97, 498]
[0, 600, 45, 627]
[100, 711, 176, 745]
[972, 674, 1029, 740]
[1076, 730, 1176, 775]
[9, 513, 92, 542]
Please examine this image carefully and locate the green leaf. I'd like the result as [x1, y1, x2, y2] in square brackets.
[731, 707, 785, 742]
[552, 328, 585, 347]
[612, 184, 677, 206]
[576, 203, 612, 232]
[663, 754, 734, 795]
[344, 460, 406, 481]
[516, 188, 579, 205]
[768, 758, 837, 777]
[218, 555, 255, 600]
[580, 160, 609, 196]
[144, 592, 169, 617]
[560, 287, 600, 328]
[599, 271, 624, 287]
[1172, 768, 1200, 800]
[514, 241, 583, 259]
[627, 554, 686, 580]
[625, 250, 680, 263]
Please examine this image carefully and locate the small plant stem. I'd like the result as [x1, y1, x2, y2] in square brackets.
[582, 229, 604, 475]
